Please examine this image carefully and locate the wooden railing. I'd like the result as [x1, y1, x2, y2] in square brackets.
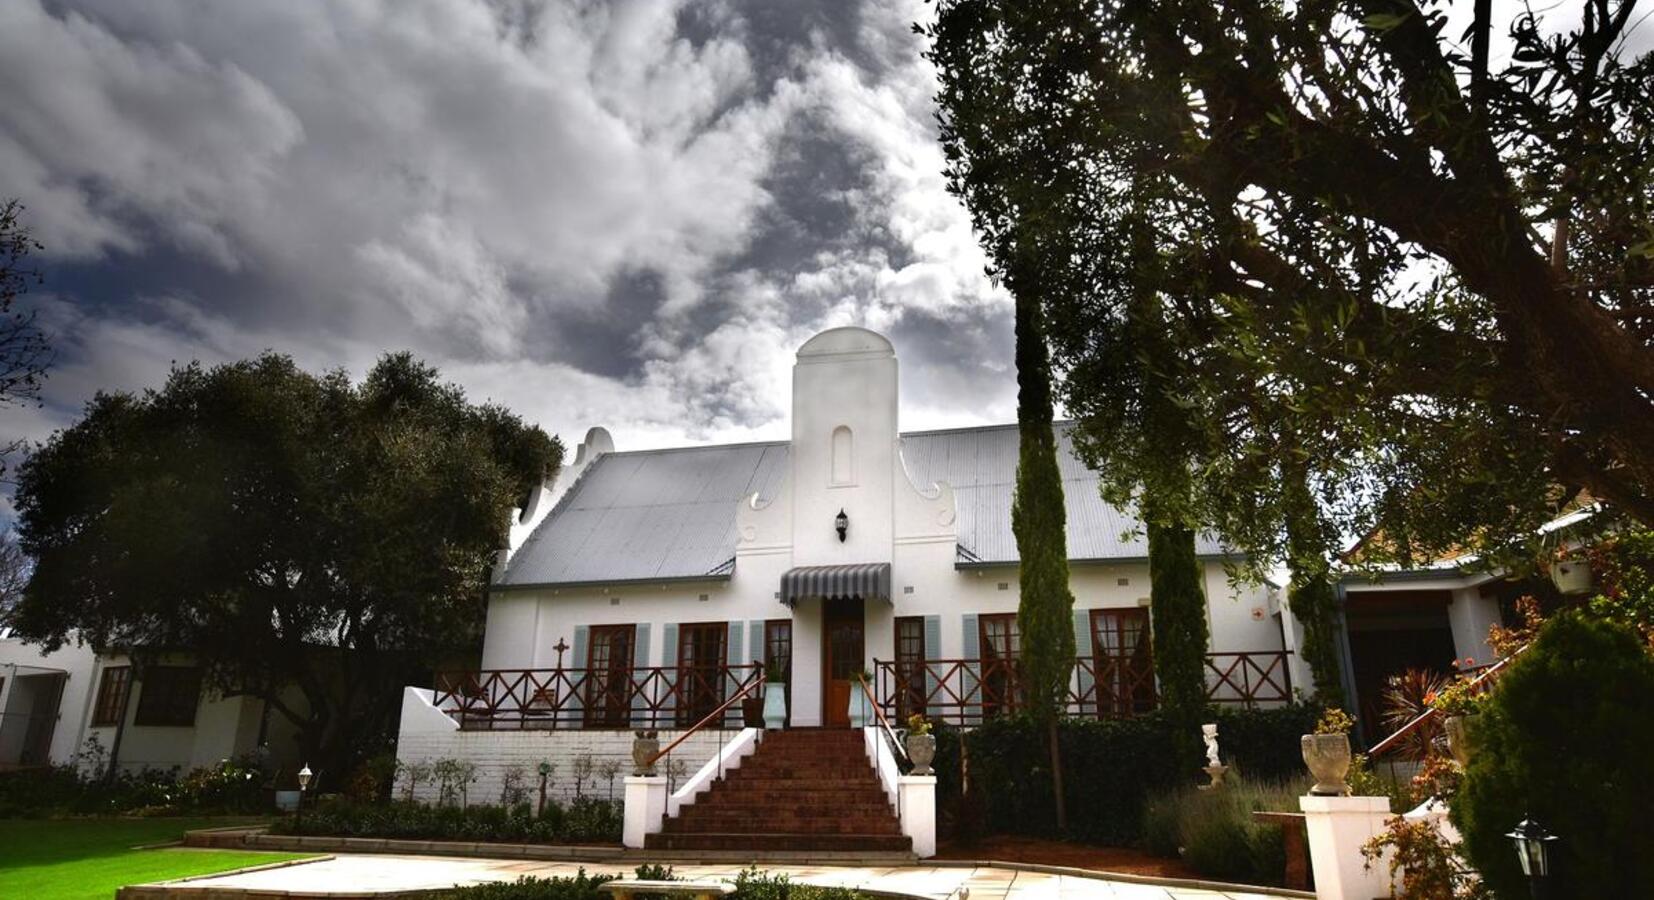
[646, 668, 765, 768]
[433, 663, 763, 730]
[874, 650, 1293, 726]
[1368, 648, 1522, 759]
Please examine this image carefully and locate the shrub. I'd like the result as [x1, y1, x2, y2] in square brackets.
[729, 867, 868, 900]
[439, 872, 615, 900]
[269, 797, 623, 844]
[953, 703, 1319, 844]
[0, 748, 271, 817]
[1452, 612, 1654, 898]
[1140, 778, 1301, 885]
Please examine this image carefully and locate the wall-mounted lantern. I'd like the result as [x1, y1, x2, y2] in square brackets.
[835, 508, 849, 543]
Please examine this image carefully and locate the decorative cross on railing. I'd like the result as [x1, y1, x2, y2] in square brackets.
[553, 638, 569, 670]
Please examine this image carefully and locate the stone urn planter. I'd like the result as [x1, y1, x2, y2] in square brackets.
[1443, 714, 1474, 767]
[631, 731, 660, 776]
[1301, 733, 1352, 796]
[763, 684, 788, 729]
[905, 732, 937, 776]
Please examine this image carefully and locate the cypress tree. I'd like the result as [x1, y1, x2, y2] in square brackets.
[1011, 287, 1076, 832]
[1145, 517, 1209, 717]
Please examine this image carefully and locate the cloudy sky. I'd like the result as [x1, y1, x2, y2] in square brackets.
[0, 0, 1013, 470]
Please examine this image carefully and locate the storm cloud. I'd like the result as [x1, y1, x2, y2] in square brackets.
[0, 0, 1013, 460]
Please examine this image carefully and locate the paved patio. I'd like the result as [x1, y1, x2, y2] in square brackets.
[139, 853, 1304, 900]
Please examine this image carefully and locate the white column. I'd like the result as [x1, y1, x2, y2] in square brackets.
[897, 775, 937, 858]
[622, 776, 669, 849]
[1447, 587, 1500, 666]
[1300, 795, 1394, 900]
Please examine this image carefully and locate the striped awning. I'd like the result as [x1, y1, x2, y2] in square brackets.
[779, 562, 893, 606]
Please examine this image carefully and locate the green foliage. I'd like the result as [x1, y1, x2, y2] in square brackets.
[1011, 291, 1077, 723]
[270, 797, 621, 844]
[0, 752, 267, 818]
[1147, 522, 1209, 720]
[951, 705, 1318, 845]
[729, 867, 869, 900]
[1453, 613, 1654, 897]
[437, 872, 616, 900]
[633, 864, 675, 881]
[10, 352, 561, 782]
[925, 0, 1654, 577]
[1142, 779, 1297, 884]
[0, 199, 52, 429]
[1587, 530, 1654, 647]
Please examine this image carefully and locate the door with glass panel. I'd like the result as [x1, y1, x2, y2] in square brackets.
[585, 624, 635, 727]
[677, 622, 728, 725]
[764, 619, 792, 726]
[978, 613, 1020, 719]
[822, 597, 864, 728]
[894, 616, 926, 720]
[1091, 608, 1156, 716]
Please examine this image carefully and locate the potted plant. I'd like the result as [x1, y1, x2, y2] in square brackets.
[1550, 555, 1592, 595]
[905, 713, 936, 775]
[848, 669, 874, 728]
[631, 730, 660, 776]
[1301, 707, 1354, 796]
[1425, 665, 1484, 766]
[763, 660, 788, 729]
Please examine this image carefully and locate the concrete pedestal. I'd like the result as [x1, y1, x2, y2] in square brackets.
[896, 775, 936, 858]
[1300, 794, 1394, 900]
[622, 776, 668, 849]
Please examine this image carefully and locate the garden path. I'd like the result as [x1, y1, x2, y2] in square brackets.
[137, 853, 1303, 900]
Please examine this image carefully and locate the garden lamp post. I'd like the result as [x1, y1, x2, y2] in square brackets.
[1507, 817, 1558, 899]
[296, 763, 313, 830]
[537, 761, 551, 816]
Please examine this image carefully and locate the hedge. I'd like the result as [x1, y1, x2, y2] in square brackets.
[438, 868, 870, 900]
[269, 797, 622, 844]
[937, 703, 1320, 845]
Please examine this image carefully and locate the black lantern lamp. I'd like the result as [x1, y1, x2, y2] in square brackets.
[1507, 817, 1558, 891]
[835, 508, 848, 542]
[296, 763, 313, 827]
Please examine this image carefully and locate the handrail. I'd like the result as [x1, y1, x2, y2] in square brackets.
[647, 668, 764, 768]
[1368, 646, 1526, 759]
[860, 674, 909, 766]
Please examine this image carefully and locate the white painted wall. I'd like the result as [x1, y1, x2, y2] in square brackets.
[396, 688, 735, 806]
[81, 653, 268, 774]
[0, 636, 100, 766]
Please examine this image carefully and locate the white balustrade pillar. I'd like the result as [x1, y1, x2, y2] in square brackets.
[1300, 795, 1394, 900]
[897, 775, 937, 858]
[623, 776, 668, 849]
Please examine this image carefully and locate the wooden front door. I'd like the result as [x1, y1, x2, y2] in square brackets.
[822, 597, 865, 728]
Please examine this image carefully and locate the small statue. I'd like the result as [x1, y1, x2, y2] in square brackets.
[1200, 722, 1228, 790]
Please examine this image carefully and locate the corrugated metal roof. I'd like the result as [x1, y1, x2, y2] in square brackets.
[901, 423, 1228, 564]
[497, 423, 1227, 588]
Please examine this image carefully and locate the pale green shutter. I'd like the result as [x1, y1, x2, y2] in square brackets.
[570, 626, 589, 719]
[1072, 610, 1094, 717]
[661, 624, 679, 719]
[961, 614, 980, 726]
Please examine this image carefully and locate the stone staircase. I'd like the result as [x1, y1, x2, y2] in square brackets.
[644, 728, 911, 853]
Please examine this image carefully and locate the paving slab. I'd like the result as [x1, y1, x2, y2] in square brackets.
[129, 853, 1304, 900]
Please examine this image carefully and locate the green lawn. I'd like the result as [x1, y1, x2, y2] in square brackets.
[0, 817, 314, 900]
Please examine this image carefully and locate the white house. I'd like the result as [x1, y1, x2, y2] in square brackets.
[0, 635, 301, 775]
[397, 327, 1305, 828]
